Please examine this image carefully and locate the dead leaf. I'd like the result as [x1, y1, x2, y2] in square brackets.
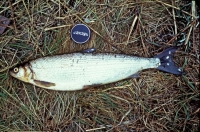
[0, 15, 10, 34]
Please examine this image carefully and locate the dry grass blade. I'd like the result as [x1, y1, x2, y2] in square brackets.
[0, 0, 199, 131]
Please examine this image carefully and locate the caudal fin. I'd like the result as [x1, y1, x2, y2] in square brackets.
[154, 47, 183, 75]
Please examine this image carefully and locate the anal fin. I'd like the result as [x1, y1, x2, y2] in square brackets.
[82, 84, 102, 90]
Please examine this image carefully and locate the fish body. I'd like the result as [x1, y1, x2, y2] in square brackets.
[10, 47, 182, 91]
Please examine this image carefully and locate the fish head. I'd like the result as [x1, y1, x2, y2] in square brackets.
[10, 64, 32, 83]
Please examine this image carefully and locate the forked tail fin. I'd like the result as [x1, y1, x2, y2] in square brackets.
[154, 47, 183, 75]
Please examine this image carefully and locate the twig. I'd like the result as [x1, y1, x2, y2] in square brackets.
[139, 22, 148, 57]
[8, 0, 17, 33]
[44, 24, 72, 31]
[184, 1, 196, 52]
[172, 0, 177, 35]
[155, 0, 197, 19]
[126, 15, 138, 45]
[0, 62, 18, 73]
[0, 0, 22, 14]
[166, 20, 196, 45]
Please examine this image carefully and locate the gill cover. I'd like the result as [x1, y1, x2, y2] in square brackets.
[154, 47, 183, 75]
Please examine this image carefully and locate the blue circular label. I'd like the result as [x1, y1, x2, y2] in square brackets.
[70, 24, 90, 44]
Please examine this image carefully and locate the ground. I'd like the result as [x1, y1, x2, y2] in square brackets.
[0, 0, 199, 131]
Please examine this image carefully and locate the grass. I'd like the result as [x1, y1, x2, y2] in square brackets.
[0, 0, 199, 131]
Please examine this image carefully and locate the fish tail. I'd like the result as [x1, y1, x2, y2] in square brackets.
[154, 47, 183, 75]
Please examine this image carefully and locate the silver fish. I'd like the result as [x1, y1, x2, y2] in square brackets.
[10, 47, 183, 91]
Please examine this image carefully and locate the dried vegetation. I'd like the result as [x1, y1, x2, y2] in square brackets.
[0, 0, 199, 131]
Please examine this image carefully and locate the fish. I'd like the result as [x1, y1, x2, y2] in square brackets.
[10, 47, 183, 91]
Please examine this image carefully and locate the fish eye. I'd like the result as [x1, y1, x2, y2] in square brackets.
[13, 67, 19, 73]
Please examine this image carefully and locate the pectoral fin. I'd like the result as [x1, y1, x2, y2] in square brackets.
[34, 80, 56, 88]
[128, 73, 140, 78]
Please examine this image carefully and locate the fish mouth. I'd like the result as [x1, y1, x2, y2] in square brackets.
[9, 70, 16, 77]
